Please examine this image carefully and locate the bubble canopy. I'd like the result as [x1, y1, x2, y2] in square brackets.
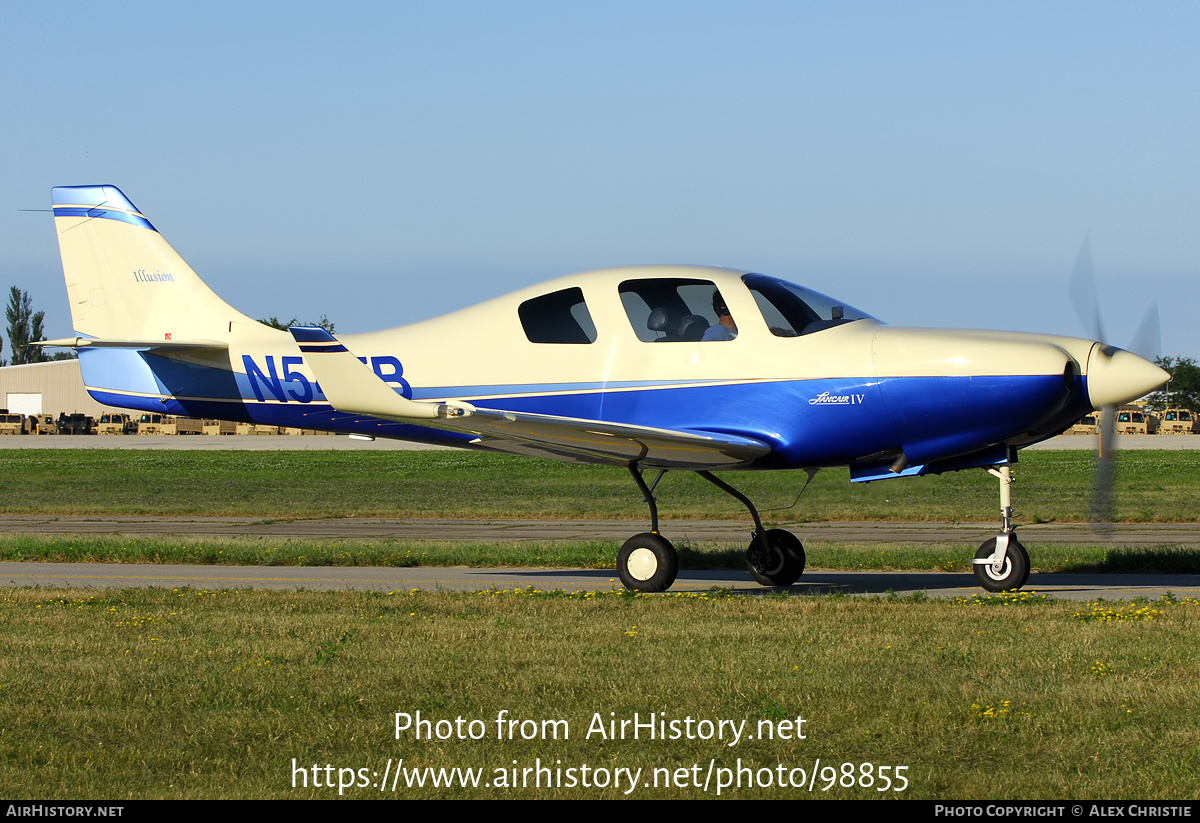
[742, 273, 876, 338]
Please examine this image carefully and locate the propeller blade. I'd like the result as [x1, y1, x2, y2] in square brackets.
[1089, 405, 1116, 531]
[1068, 233, 1106, 345]
[1128, 301, 1161, 363]
[1067, 239, 1159, 535]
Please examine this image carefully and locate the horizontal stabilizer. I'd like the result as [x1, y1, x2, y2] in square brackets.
[36, 337, 228, 352]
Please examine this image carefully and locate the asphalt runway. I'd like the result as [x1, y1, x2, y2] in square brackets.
[3, 514, 1200, 545]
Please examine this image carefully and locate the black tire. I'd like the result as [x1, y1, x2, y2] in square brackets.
[973, 537, 1029, 592]
[746, 529, 806, 587]
[1012, 539, 1031, 589]
[617, 533, 679, 592]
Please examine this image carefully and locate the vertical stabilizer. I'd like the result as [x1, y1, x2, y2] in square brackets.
[51, 185, 261, 342]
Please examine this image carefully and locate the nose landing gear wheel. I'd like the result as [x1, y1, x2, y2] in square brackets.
[746, 529, 806, 587]
[973, 537, 1030, 592]
[617, 533, 679, 592]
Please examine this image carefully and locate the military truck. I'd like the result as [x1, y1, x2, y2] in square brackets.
[202, 419, 238, 435]
[29, 414, 57, 435]
[174, 416, 204, 435]
[96, 413, 135, 435]
[1158, 409, 1196, 434]
[235, 423, 279, 435]
[136, 413, 176, 435]
[1115, 406, 1158, 435]
[1066, 414, 1101, 435]
[56, 413, 94, 435]
[0, 411, 25, 435]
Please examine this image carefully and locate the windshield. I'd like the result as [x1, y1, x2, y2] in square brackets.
[742, 273, 874, 337]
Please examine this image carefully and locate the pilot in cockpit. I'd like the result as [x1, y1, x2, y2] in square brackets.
[701, 291, 738, 341]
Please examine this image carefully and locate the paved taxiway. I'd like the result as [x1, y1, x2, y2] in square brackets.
[3, 562, 1197, 602]
[3, 515, 1197, 601]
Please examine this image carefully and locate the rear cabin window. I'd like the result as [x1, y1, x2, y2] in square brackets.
[618, 278, 737, 342]
[518, 287, 598, 344]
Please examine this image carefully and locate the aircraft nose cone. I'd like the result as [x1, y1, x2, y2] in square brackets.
[1086, 345, 1169, 409]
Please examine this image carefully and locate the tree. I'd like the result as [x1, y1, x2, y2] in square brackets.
[1146, 356, 1200, 412]
[258, 314, 336, 334]
[5, 287, 48, 366]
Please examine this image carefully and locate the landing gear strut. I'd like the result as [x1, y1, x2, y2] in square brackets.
[617, 466, 678, 593]
[696, 472, 805, 588]
[971, 463, 1031, 592]
[615, 465, 807, 593]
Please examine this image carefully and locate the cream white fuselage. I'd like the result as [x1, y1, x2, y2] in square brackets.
[51, 186, 1166, 475]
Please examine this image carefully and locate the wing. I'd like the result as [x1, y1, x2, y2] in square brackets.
[290, 327, 770, 469]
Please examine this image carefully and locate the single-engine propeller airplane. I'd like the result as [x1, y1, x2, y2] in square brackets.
[42, 185, 1168, 593]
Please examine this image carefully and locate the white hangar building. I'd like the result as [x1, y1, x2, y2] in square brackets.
[0, 360, 124, 417]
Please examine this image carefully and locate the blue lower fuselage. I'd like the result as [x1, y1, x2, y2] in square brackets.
[80, 347, 1090, 473]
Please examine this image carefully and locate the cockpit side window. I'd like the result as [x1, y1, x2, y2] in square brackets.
[618, 278, 737, 342]
[518, 287, 598, 344]
[742, 273, 873, 337]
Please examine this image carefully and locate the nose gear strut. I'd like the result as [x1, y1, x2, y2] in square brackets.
[970, 462, 1030, 591]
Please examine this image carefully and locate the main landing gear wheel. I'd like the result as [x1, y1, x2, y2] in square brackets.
[617, 533, 679, 593]
[973, 537, 1030, 592]
[746, 529, 806, 587]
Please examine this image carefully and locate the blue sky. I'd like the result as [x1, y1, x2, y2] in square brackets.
[2, 2, 1196, 355]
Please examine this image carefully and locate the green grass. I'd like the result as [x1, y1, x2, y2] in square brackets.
[5, 534, 1200, 574]
[2, 586, 1198, 799]
[4, 450, 1198, 800]
[3, 448, 1200, 522]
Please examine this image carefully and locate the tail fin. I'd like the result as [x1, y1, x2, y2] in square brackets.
[51, 185, 261, 343]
